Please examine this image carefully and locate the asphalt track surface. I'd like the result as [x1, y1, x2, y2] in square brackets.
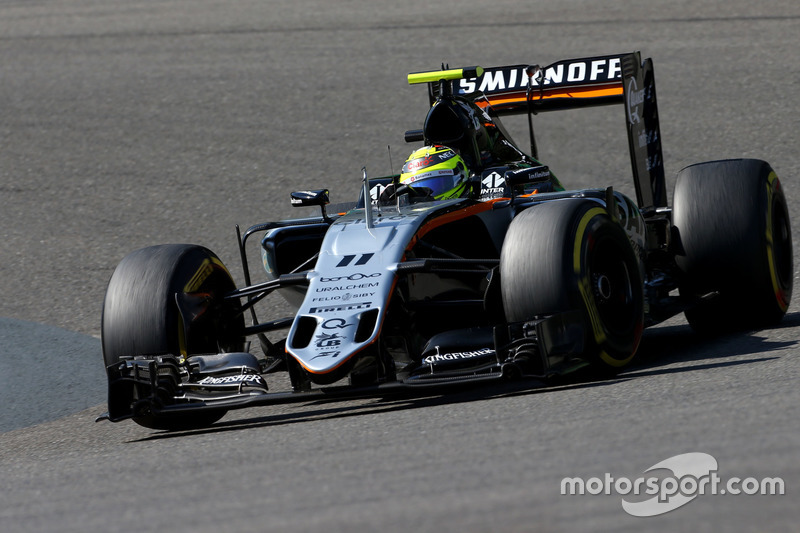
[1, 1, 799, 531]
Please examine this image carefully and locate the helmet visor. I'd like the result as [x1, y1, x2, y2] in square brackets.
[402, 170, 461, 198]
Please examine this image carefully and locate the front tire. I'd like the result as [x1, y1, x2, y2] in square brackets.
[500, 199, 644, 373]
[102, 244, 244, 429]
[673, 159, 793, 333]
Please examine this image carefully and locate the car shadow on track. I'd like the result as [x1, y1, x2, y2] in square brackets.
[130, 312, 800, 442]
[630, 310, 800, 371]
[130, 378, 622, 443]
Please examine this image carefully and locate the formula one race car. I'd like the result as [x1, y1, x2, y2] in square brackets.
[99, 51, 793, 430]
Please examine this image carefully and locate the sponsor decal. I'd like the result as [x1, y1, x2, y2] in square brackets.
[309, 302, 372, 314]
[459, 57, 622, 94]
[320, 272, 381, 283]
[423, 347, 494, 364]
[404, 151, 456, 173]
[626, 77, 645, 125]
[184, 261, 214, 293]
[311, 351, 341, 360]
[312, 292, 374, 302]
[321, 318, 353, 329]
[480, 189, 504, 201]
[314, 332, 343, 348]
[183, 257, 228, 293]
[316, 282, 379, 293]
[645, 154, 662, 172]
[479, 172, 506, 200]
[198, 374, 264, 386]
[406, 169, 454, 183]
[529, 168, 551, 180]
[637, 129, 658, 148]
[482, 172, 505, 189]
[405, 155, 436, 171]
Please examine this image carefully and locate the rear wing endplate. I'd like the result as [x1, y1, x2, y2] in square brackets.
[620, 53, 667, 209]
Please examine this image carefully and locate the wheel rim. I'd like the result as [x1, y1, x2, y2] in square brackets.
[589, 235, 636, 336]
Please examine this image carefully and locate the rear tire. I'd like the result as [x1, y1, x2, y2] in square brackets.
[500, 199, 644, 373]
[102, 244, 244, 429]
[673, 159, 792, 333]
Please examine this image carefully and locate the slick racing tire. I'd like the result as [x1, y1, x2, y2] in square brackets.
[673, 159, 792, 333]
[500, 199, 644, 373]
[102, 244, 244, 430]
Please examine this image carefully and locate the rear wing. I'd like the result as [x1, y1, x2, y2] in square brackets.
[410, 52, 667, 210]
[456, 53, 625, 114]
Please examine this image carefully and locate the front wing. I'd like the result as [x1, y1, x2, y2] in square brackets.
[98, 311, 588, 424]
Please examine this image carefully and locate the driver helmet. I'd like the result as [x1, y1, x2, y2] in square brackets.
[399, 145, 470, 199]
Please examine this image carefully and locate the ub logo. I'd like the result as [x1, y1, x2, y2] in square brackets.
[314, 332, 343, 348]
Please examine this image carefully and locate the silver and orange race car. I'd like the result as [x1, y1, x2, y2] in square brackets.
[99, 51, 792, 430]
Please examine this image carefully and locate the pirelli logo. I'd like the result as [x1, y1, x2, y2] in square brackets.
[308, 302, 372, 314]
[183, 257, 228, 292]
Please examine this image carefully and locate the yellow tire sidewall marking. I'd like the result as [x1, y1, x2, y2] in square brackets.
[574, 206, 636, 367]
[179, 255, 231, 357]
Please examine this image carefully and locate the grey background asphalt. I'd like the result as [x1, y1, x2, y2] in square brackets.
[0, 317, 104, 432]
[1, 1, 799, 532]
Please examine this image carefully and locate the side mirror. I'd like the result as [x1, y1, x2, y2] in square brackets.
[291, 189, 329, 207]
[504, 166, 552, 200]
[291, 189, 331, 221]
[404, 129, 424, 143]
